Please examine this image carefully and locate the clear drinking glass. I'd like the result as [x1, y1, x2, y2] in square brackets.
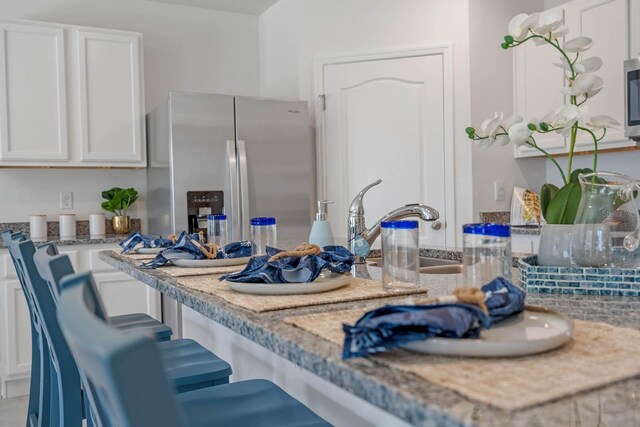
[381, 220, 419, 290]
[207, 214, 228, 247]
[250, 217, 277, 256]
[463, 223, 512, 288]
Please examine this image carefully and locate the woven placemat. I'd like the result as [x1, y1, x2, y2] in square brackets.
[284, 308, 640, 410]
[121, 252, 158, 260]
[160, 265, 245, 277]
[175, 275, 427, 313]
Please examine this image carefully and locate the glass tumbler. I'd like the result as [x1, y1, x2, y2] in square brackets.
[381, 220, 419, 289]
[207, 214, 228, 247]
[250, 217, 277, 256]
[463, 223, 512, 288]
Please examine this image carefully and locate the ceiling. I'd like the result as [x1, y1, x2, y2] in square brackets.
[147, 0, 281, 15]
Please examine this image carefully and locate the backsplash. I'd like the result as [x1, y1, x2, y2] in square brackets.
[1, 219, 141, 239]
[478, 211, 510, 223]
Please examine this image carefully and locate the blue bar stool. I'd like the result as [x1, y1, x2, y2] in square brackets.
[58, 271, 332, 427]
[3, 231, 232, 426]
[32, 240, 233, 392]
[2, 231, 51, 427]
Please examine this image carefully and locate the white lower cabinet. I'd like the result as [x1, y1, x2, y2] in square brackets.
[0, 243, 160, 398]
[181, 307, 411, 427]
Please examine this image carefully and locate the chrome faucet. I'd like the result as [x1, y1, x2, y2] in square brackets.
[348, 179, 440, 263]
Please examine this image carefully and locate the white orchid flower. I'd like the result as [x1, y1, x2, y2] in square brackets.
[508, 122, 533, 146]
[586, 115, 620, 129]
[553, 56, 583, 73]
[551, 26, 569, 39]
[563, 36, 593, 53]
[534, 11, 563, 35]
[509, 13, 540, 41]
[579, 57, 603, 73]
[481, 112, 504, 140]
[542, 104, 580, 132]
[561, 74, 604, 97]
[496, 135, 511, 146]
[502, 114, 523, 130]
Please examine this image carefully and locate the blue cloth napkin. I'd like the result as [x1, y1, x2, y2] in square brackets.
[119, 232, 173, 253]
[220, 245, 355, 284]
[142, 231, 251, 268]
[342, 277, 525, 359]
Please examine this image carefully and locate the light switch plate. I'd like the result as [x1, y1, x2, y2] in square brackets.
[60, 191, 73, 209]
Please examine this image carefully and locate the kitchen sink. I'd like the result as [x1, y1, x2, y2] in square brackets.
[367, 257, 463, 274]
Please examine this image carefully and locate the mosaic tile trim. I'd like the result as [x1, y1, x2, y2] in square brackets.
[519, 255, 640, 297]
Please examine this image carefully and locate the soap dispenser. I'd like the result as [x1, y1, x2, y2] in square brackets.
[309, 200, 335, 247]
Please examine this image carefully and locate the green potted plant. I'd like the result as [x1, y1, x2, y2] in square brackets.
[465, 11, 620, 266]
[101, 187, 139, 234]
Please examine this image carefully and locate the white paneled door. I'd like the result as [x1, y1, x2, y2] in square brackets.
[318, 48, 454, 247]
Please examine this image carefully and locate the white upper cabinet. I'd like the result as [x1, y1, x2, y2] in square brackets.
[0, 19, 146, 167]
[514, 0, 637, 158]
[77, 30, 144, 164]
[0, 22, 68, 162]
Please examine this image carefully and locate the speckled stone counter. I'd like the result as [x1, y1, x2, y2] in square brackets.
[99, 251, 640, 427]
[0, 234, 128, 249]
[0, 219, 141, 248]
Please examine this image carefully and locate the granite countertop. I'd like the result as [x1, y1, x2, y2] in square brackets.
[99, 250, 640, 426]
[0, 234, 127, 249]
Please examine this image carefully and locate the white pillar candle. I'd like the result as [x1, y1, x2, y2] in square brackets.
[59, 214, 76, 239]
[89, 213, 106, 238]
[29, 215, 47, 242]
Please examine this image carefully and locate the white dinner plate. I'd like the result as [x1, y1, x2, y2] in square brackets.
[225, 272, 351, 295]
[171, 257, 251, 268]
[402, 306, 573, 357]
[135, 247, 163, 254]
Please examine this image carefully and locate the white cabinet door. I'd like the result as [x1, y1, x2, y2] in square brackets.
[77, 30, 145, 165]
[2, 280, 32, 378]
[514, 7, 567, 158]
[320, 48, 454, 247]
[92, 272, 160, 318]
[566, 0, 631, 150]
[0, 22, 68, 162]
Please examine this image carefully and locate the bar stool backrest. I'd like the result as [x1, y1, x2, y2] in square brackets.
[57, 271, 185, 427]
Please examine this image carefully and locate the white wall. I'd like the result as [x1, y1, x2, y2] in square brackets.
[469, 0, 548, 217]
[259, 0, 474, 244]
[0, 0, 260, 225]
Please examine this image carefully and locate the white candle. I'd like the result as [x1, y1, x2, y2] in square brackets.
[59, 214, 76, 239]
[29, 215, 47, 242]
[89, 213, 106, 238]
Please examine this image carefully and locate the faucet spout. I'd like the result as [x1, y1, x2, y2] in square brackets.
[363, 204, 439, 247]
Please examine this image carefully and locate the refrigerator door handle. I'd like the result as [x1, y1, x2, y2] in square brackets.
[227, 140, 241, 242]
[237, 139, 250, 240]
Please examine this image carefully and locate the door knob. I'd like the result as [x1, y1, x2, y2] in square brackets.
[431, 220, 443, 230]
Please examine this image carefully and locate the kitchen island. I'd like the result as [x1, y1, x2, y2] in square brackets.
[99, 250, 640, 427]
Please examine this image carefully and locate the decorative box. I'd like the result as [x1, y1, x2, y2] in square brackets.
[518, 255, 640, 297]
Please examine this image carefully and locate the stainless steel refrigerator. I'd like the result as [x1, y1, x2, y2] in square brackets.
[146, 92, 316, 243]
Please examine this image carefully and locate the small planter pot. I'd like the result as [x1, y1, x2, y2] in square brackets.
[537, 224, 573, 267]
[112, 216, 131, 234]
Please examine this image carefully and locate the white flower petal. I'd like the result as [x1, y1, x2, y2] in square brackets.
[534, 11, 562, 35]
[476, 137, 496, 148]
[553, 56, 582, 72]
[509, 13, 529, 40]
[540, 109, 559, 125]
[586, 86, 603, 98]
[551, 26, 569, 39]
[503, 114, 523, 130]
[586, 115, 620, 129]
[563, 36, 593, 53]
[579, 57, 603, 73]
[496, 135, 510, 146]
[508, 122, 533, 146]
[562, 74, 604, 96]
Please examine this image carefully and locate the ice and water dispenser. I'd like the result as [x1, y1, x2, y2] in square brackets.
[186, 191, 224, 239]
